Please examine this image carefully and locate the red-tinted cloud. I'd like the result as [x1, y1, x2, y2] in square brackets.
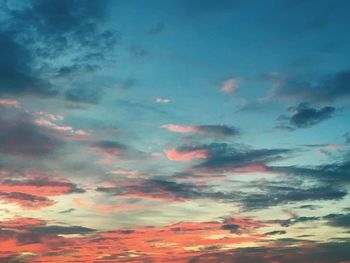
[0, 170, 84, 209]
[0, 216, 266, 262]
[0, 98, 21, 108]
[161, 124, 197, 133]
[165, 148, 208, 161]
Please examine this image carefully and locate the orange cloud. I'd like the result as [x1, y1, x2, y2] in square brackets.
[0, 216, 266, 262]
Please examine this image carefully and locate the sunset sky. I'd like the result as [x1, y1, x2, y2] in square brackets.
[1, 0, 350, 262]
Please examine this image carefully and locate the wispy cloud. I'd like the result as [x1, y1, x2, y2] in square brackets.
[221, 77, 239, 93]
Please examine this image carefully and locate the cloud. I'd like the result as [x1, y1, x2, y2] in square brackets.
[271, 158, 350, 184]
[29, 225, 95, 235]
[276, 216, 320, 227]
[240, 183, 346, 210]
[277, 102, 335, 130]
[0, 31, 54, 97]
[221, 78, 239, 93]
[0, 217, 46, 229]
[0, 99, 21, 108]
[155, 97, 171, 104]
[264, 230, 287, 235]
[0, 176, 84, 197]
[96, 178, 204, 202]
[0, 215, 266, 262]
[59, 208, 75, 214]
[95, 174, 342, 211]
[188, 240, 350, 263]
[194, 143, 291, 171]
[92, 141, 127, 156]
[0, 108, 63, 157]
[91, 140, 145, 164]
[324, 213, 350, 228]
[272, 70, 350, 102]
[0, 191, 55, 209]
[165, 147, 208, 161]
[0, 169, 84, 209]
[0, 0, 118, 99]
[162, 124, 198, 133]
[162, 124, 239, 137]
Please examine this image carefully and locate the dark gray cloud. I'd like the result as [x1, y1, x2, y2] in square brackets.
[194, 143, 291, 170]
[264, 230, 287, 235]
[277, 102, 335, 130]
[276, 216, 320, 227]
[221, 223, 240, 233]
[0, 31, 56, 97]
[59, 208, 76, 214]
[0, 109, 63, 157]
[271, 158, 350, 184]
[196, 125, 239, 137]
[0, 0, 117, 100]
[324, 213, 350, 228]
[240, 185, 346, 211]
[96, 178, 207, 201]
[273, 70, 350, 103]
[96, 174, 346, 212]
[297, 204, 322, 210]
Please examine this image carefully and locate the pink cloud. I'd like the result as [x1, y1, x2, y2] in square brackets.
[221, 78, 239, 93]
[108, 169, 141, 178]
[165, 148, 208, 161]
[35, 118, 74, 132]
[35, 112, 64, 121]
[161, 124, 197, 133]
[0, 99, 21, 108]
[34, 114, 90, 140]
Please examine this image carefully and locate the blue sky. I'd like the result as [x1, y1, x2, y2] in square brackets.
[0, 0, 350, 262]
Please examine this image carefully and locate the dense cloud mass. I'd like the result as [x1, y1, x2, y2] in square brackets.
[0, 0, 117, 100]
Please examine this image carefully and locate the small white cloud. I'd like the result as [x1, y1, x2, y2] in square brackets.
[155, 97, 171, 104]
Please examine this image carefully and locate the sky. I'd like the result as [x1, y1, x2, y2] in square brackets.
[0, 0, 350, 262]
